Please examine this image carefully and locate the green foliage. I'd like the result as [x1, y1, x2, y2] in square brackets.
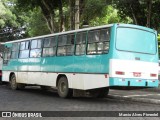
[89, 5, 132, 26]
[1, 0, 160, 41]
[0, 0, 24, 42]
[0, 0, 17, 28]
[112, 0, 160, 30]
[26, 8, 50, 37]
[83, 0, 106, 21]
[158, 34, 160, 41]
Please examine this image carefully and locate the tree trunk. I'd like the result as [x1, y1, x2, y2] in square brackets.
[41, 12, 55, 33]
[130, 5, 138, 25]
[40, 0, 55, 33]
[146, 0, 152, 27]
[75, 0, 79, 29]
[79, 0, 85, 21]
[69, 0, 75, 30]
[58, 0, 65, 32]
[129, 0, 146, 26]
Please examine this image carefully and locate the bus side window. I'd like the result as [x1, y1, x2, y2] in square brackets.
[43, 37, 56, 57]
[3, 47, 11, 65]
[19, 41, 30, 59]
[57, 34, 75, 56]
[57, 35, 66, 56]
[87, 30, 100, 54]
[100, 29, 110, 53]
[87, 28, 110, 55]
[66, 34, 74, 55]
[75, 32, 86, 55]
[30, 39, 42, 58]
[11, 43, 19, 59]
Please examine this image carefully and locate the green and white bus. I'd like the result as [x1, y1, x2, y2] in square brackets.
[1, 23, 159, 98]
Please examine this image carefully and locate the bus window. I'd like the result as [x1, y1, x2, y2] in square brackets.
[20, 42, 26, 50]
[75, 32, 86, 55]
[11, 43, 19, 59]
[87, 29, 110, 54]
[116, 27, 156, 54]
[57, 34, 74, 56]
[43, 37, 56, 57]
[3, 47, 11, 65]
[30, 39, 42, 58]
[19, 41, 30, 59]
[66, 34, 74, 55]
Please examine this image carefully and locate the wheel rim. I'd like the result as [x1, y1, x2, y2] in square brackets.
[59, 81, 67, 94]
[11, 76, 16, 89]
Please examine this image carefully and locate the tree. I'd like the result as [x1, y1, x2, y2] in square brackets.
[2, 0, 159, 40]
[158, 34, 160, 41]
[146, 0, 152, 27]
[112, 0, 160, 30]
[26, 8, 50, 37]
[0, 0, 25, 42]
[79, 0, 132, 27]
[81, 0, 107, 26]
[89, 5, 132, 26]
[69, 0, 75, 30]
[16, 0, 67, 33]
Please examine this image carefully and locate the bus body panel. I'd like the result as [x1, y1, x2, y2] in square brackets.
[3, 71, 109, 90]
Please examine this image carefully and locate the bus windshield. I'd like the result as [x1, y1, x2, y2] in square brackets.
[116, 27, 156, 54]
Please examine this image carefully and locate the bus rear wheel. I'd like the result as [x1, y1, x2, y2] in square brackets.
[10, 74, 25, 90]
[57, 76, 73, 98]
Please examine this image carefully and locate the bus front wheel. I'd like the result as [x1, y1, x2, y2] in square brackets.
[57, 76, 73, 98]
[10, 74, 25, 90]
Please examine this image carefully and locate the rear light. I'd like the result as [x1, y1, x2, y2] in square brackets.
[0, 70, 2, 76]
[133, 72, 141, 77]
[104, 74, 108, 78]
[115, 71, 125, 75]
[150, 73, 157, 77]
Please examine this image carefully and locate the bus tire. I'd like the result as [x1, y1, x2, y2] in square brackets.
[10, 74, 25, 90]
[57, 76, 73, 98]
[10, 74, 18, 90]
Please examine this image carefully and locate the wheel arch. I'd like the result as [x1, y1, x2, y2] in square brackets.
[56, 74, 67, 87]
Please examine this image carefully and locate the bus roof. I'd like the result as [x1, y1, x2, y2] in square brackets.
[4, 24, 113, 44]
[3, 23, 156, 44]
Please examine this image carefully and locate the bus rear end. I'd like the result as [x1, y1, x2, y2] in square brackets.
[109, 24, 159, 87]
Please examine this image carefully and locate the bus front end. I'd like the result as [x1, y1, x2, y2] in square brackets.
[109, 24, 159, 88]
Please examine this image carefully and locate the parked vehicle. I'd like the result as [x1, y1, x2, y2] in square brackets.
[1, 23, 159, 98]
